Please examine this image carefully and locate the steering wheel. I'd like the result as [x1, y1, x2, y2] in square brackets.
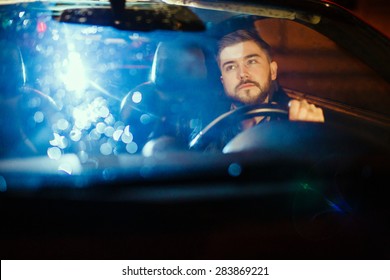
[189, 103, 288, 151]
[18, 87, 59, 153]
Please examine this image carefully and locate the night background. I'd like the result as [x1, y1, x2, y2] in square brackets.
[337, 0, 390, 37]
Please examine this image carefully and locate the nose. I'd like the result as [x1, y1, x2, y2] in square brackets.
[238, 64, 249, 80]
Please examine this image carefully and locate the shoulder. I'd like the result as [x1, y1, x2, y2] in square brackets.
[270, 83, 290, 107]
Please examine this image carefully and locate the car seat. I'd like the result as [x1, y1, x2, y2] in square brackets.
[120, 37, 218, 153]
[0, 40, 58, 157]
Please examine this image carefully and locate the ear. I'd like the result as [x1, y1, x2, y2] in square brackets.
[270, 61, 278, 80]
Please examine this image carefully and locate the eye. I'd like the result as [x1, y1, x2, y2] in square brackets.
[224, 64, 236, 72]
[247, 58, 259, 65]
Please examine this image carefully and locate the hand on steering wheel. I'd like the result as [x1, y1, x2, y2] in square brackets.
[189, 103, 288, 151]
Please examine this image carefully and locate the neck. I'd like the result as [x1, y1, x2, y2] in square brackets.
[230, 96, 270, 130]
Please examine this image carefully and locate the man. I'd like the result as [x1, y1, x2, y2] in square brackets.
[217, 29, 324, 125]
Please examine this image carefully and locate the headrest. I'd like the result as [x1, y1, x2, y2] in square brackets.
[149, 39, 208, 98]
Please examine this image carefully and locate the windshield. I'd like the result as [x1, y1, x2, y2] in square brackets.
[0, 0, 389, 187]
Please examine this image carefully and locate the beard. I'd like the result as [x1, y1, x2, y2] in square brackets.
[232, 73, 273, 106]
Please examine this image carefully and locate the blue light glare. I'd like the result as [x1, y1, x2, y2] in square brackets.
[326, 199, 343, 213]
[62, 52, 88, 93]
[299, 182, 348, 214]
[72, 98, 108, 130]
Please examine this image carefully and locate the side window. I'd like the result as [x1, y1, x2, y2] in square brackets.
[255, 19, 390, 116]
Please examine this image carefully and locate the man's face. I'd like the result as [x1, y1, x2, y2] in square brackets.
[219, 40, 278, 105]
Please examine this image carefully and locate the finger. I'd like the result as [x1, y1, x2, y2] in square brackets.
[288, 99, 300, 121]
[305, 104, 317, 121]
[308, 103, 316, 111]
[302, 104, 324, 122]
[304, 103, 322, 122]
[312, 107, 325, 122]
[297, 99, 309, 120]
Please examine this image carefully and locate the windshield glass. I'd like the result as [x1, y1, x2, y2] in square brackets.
[0, 1, 389, 187]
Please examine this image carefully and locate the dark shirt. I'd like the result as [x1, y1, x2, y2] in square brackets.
[200, 82, 291, 152]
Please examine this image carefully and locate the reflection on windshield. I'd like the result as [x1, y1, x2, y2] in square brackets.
[0, 5, 223, 165]
[1, 3, 388, 173]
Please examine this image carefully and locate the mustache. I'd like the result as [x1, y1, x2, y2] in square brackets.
[235, 79, 260, 91]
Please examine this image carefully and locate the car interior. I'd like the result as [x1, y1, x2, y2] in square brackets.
[0, 0, 389, 259]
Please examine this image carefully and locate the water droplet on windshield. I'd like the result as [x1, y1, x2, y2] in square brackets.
[104, 114, 115, 125]
[47, 147, 61, 160]
[78, 150, 88, 163]
[50, 133, 68, 148]
[98, 106, 110, 118]
[228, 163, 242, 177]
[132, 91, 142, 103]
[126, 142, 138, 154]
[70, 129, 82, 142]
[57, 118, 69, 130]
[100, 142, 113, 155]
[121, 126, 133, 143]
[89, 129, 101, 140]
[33, 111, 44, 123]
[104, 126, 115, 137]
[113, 129, 123, 141]
[140, 114, 152, 125]
[96, 122, 106, 134]
[114, 121, 125, 129]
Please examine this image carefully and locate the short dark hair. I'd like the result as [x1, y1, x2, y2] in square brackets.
[217, 29, 273, 67]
